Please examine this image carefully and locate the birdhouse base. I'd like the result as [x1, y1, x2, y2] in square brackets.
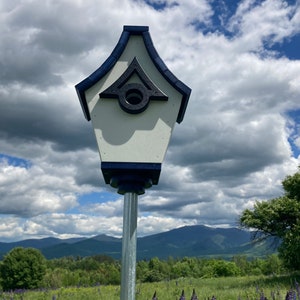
[101, 162, 161, 195]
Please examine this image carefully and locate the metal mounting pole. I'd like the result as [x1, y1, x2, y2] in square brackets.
[120, 192, 138, 300]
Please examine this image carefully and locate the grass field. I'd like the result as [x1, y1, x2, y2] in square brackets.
[1, 274, 299, 299]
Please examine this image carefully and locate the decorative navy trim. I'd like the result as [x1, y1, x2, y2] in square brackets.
[101, 162, 161, 194]
[75, 25, 191, 123]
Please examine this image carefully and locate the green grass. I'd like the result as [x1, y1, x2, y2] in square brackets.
[1, 274, 299, 299]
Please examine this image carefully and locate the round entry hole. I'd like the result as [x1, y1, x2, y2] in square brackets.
[125, 89, 143, 105]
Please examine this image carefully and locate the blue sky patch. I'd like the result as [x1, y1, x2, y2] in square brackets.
[144, 0, 179, 11]
[286, 109, 300, 157]
[66, 192, 120, 214]
[78, 192, 119, 205]
[0, 153, 32, 169]
[268, 33, 300, 60]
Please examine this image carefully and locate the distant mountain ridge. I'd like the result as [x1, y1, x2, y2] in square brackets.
[0, 225, 275, 260]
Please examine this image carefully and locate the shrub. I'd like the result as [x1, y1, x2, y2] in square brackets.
[0, 247, 46, 291]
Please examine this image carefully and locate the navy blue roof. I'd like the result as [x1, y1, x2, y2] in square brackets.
[75, 25, 191, 123]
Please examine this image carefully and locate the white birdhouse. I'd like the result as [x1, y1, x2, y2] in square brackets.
[76, 26, 191, 194]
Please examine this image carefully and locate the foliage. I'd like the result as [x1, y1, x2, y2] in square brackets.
[0, 274, 299, 300]
[239, 168, 300, 270]
[136, 255, 285, 284]
[44, 255, 121, 287]
[0, 247, 46, 291]
[0, 248, 288, 291]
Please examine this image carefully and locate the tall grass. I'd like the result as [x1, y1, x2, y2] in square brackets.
[1, 274, 299, 299]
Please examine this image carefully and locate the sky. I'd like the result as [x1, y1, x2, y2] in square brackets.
[0, 0, 300, 242]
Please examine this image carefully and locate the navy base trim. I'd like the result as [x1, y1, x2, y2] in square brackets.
[101, 162, 161, 195]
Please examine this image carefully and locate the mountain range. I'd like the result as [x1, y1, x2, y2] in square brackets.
[0, 225, 276, 260]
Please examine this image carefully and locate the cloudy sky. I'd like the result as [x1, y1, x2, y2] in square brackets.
[0, 0, 300, 242]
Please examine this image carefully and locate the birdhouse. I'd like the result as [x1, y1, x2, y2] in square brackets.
[75, 26, 191, 194]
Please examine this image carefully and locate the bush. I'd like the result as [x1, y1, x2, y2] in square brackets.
[0, 247, 46, 291]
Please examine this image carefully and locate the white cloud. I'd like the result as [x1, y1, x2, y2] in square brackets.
[0, 159, 77, 217]
[228, 0, 298, 49]
[0, 0, 300, 241]
[138, 215, 197, 237]
[295, 137, 300, 149]
[80, 198, 124, 218]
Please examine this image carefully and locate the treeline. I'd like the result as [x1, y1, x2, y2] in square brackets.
[0, 247, 286, 291]
[44, 254, 121, 287]
[43, 254, 284, 287]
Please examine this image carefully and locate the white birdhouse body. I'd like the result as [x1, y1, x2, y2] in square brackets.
[85, 35, 181, 164]
[76, 26, 191, 194]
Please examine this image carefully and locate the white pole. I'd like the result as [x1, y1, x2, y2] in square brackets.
[120, 192, 138, 300]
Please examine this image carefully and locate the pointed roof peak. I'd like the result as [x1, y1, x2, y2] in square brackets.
[76, 25, 191, 123]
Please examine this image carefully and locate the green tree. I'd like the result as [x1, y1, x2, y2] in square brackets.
[232, 255, 250, 276]
[263, 254, 283, 275]
[145, 257, 167, 282]
[0, 247, 46, 290]
[207, 259, 240, 277]
[239, 168, 300, 270]
[171, 260, 191, 278]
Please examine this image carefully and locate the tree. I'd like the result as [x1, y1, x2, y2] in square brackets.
[239, 168, 300, 270]
[232, 255, 250, 276]
[0, 247, 46, 290]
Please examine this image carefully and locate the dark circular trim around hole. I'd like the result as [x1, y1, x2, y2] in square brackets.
[119, 83, 150, 114]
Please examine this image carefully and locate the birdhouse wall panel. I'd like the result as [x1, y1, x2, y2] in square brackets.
[83, 34, 183, 164]
[91, 97, 177, 163]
